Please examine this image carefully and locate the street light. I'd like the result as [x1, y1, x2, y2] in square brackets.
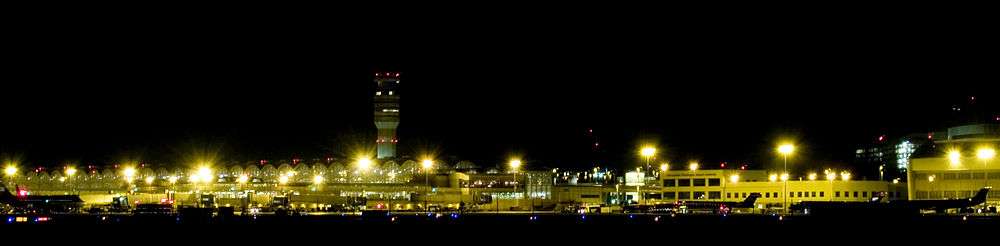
[196, 166, 213, 183]
[840, 171, 851, 181]
[357, 157, 372, 171]
[808, 173, 817, 181]
[640, 147, 656, 175]
[168, 176, 178, 184]
[421, 159, 433, 212]
[826, 172, 836, 181]
[313, 175, 324, 185]
[688, 162, 699, 171]
[123, 167, 137, 183]
[4, 165, 16, 177]
[769, 174, 778, 182]
[509, 159, 522, 208]
[65, 167, 77, 177]
[278, 175, 289, 185]
[237, 175, 249, 184]
[977, 147, 995, 186]
[776, 143, 794, 213]
[948, 149, 962, 166]
[659, 163, 669, 172]
[145, 176, 155, 185]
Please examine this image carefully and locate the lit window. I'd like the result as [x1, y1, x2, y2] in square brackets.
[376, 91, 382, 96]
[388, 91, 393, 95]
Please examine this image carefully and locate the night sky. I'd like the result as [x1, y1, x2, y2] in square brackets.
[3, 14, 997, 179]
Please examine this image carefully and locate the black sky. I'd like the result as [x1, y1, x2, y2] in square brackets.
[2, 11, 998, 178]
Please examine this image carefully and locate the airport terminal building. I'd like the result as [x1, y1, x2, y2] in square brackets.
[652, 169, 907, 212]
[908, 124, 1000, 206]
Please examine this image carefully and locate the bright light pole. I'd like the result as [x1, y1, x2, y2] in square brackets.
[421, 159, 433, 212]
[977, 148, 995, 187]
[65, 166, 77, 194]
[777, 144, 794, 213]
[123, 166, 137, 194]
[826, 170, 836, 201]
[4, 165, 17, 186]
[641, 147, 656, 174]
[509, 159, 522, 210]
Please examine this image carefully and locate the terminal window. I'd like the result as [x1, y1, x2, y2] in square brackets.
[663, 179, 676, 187]
[789, 192, 794, 198]
[797, 192, 802, 197]
[678, 192, 691, 199]
[819, 192, 824, 197]
[708, 192, 721, 199]
[708, 178, 720, 186]
[678, 179, 691, 187]
[835, 191, 840, 197]
[773, 192, 778, 198]
[811, 192, 816, 197]
[853, 191, 859, 197]
[765, 193, 770, 198]
[664, 192, 676, 199]
[693, 192, 706, 199]
[742, 193, 747, 198]
[727, 193, 732, 198]
[693, 179, 706, 187]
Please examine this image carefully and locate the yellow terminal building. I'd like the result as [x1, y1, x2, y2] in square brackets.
[907, 124, 999, 206]
[653, 169, 907, 213]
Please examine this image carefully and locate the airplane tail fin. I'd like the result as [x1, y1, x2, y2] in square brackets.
[971, 187, 991, 205]
[0, 182, 14, 203]
[741, 193, 761, 207]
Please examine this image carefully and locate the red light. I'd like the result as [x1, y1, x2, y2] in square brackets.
[375, 73, 379, 76]
[17, 190, 28, 197]
[395, 73, 399, 77]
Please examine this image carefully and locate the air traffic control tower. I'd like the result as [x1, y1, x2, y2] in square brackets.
[374, 72, 401, 159]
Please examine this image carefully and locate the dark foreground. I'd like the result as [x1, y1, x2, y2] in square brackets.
[5, 213, 999, 225]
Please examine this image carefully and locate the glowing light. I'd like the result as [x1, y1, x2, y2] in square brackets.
[769, 174, 778, 182]
[122, 167, 137, 179]
[640, 147, 656, 157]
[509, 159, 522, 171]
[5, 165, 18, 176]
[197, 166, 213, 183]
[780, 173, 789, 181]
[278, 175, 289, 185]
[168, 176, 178, 184]
[977, 148, 996, 160]
[145, 177, 154, 185]
[237, 175, 249, 184]
[357, 157, 372, 171]
[688, 163, 699, 171]
[840, 171, 851, 181]
[58, 177, 67, 182]
[826, 172, 836, 181]
[65, 167, 77, 177]
[808, 173, 817, 181]
[659, 163, 669, 172]
[422, 159, 434, 170]
[892, 178, 900, 184]
[777, 144, 795, 155]
[927, 174, 936, 182]
[313, 175, 324, 185]
[948, 150, 962, 166]
[729, 174, 739, 183]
